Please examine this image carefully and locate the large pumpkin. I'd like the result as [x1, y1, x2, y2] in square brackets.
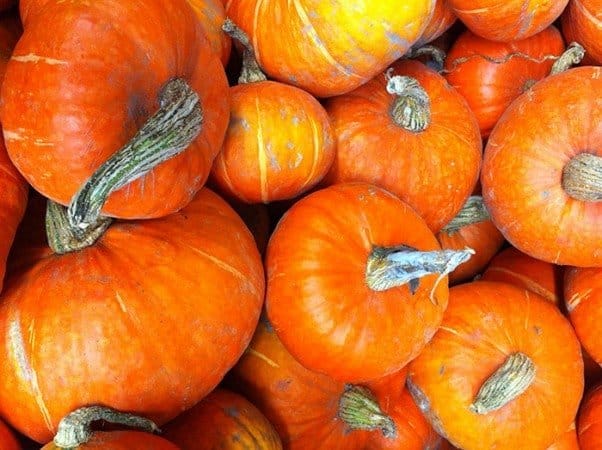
[562, 0, 602, 65]
[2, 0, 230, 219]
[0, 186, 265, 443]
[446, 0, 569, 41]
[407, 281, 584, 450]
[225, 0, 436, 97]
[443, 26, 565, 138]
[266, 182, 473, 382]
[227, 319, 441, 450]
[481, 66, 602, 267]
[162, 388, 283, 450]
[323, 59, 482, 232]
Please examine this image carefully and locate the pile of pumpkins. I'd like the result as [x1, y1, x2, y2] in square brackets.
[0, 0, 599, 449]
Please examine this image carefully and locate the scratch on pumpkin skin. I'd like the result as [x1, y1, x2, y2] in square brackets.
[255, 97, 269, 203]
[8, 316, 53, 432]
[247, 348, 280, 368]
[11, 53, 68, 65]
[566, 288, 592, 312]
[3, 130, 26, 141]
[485, 268, 556, 303]
[300, 118, 321, 191]
[114, 291, 128, 313]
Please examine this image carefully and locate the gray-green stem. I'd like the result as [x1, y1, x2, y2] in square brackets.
[366, 244, 474, 303]
[338, 385, 397, 439]
[562, 153, 602, 202]
[550, 42, 585, 75]
[441, 196, 490, 234]
[53, 405, 159, 448]
[385, 69, 431, 132]
[67, 77, 202, 235]
[222, 18, 267, 84]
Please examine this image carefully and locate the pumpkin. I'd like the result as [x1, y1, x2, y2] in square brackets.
[562, 0, 602, 65]
[443, 26, 565, 138]
[227, 318, 441, 450]
[578, 384, 602, 449]
[446, 0, 569, 42]
[0, 417, 20, 450]
[2, 0, 230, 219]
[407, 281, 584, 450]
[481, 66, 602, 267]
[186, 0, 231, 66]
[40, 406, 178, 450]
[481, 246, 563, 306]
[225, 0, 436, 97]
[210, 21, 335, 204]
[0, 138, 265, 444]
[162, 388, 282, 450]
[413, 0, 457, 47]
[436, 195, 505, 284]
[323, 59, 482, 232]
[266, 182, 473, 382]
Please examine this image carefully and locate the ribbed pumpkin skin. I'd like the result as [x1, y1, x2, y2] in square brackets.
[578, 384, 602, 449]
[443, 26, 565, 138]
[226, 0, 436, 97]
[414, 0, 456, 47]
[407, 281, 584, 450]
[324, 59, 482, 232]
[186, 0, 231, 65]
[562, 0, 602, 65]
[211, 80, 335, 204]
[0, 188, 265, 444]
[41, 431, 179, 450]
[447, 0, 569, 41]
[2, 0, 229, 219]
[162, 388, 282, 450]
[481, 66, 602, 267]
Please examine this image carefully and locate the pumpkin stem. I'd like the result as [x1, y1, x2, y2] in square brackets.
[469, 352, 536, 414]
[67, 77, 202, 235]
[338, 385, 397, 439]
[550, 42, 585, 75]
[407, 45, 447, 72]
[53, 405, 160, 448]
[385, 68, 431, 132]
[223, 18, 267, 84]
[440, 196, 490, 234]
[365, 244, 474, 304]
[562, 153, 602, 202]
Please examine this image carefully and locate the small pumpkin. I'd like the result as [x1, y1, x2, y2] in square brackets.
[3, 0, 229, 219]
[562, 0, 602, 65]
[443, 26, 565, 138]
[323, 59, 482, 232]
[407, 281, 584, 450]
[210, 21, 335, 204]
[446, 0, 569, 41]
[266, 182, 473, 382]
[578, 384, 602, 449]
[226, 0, 436, 97]
[436, 195, 505, 284]
[481, 66, 602, 267]
[227, 319, 441, 450]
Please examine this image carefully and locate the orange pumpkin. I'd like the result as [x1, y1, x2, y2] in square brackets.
[436, 196, 505, 284]
[226, 0, 435, 97]
[578, 384, 602, 449]
[443, 26, 565, 138]
[266, 183, 473, 382]
[323, 59, 482, 232]
[562, 0, 602, 65]
[447, 0, 569, 41]
[408, 281, 584, 450]
[162, 388, 282, 450]
[228, 319, 440, 450]
[482, 66, 602, 267]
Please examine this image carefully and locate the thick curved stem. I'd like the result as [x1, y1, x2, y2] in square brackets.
[562, 153, 602, 202]
[53, 405, 159, 448]
[441, 196, 490, 234]
[338, 385, 397, 439]
[469, 352, 536, 414]
[223, 18, 267, 84]
[407, 45, 447, 72]
[68, 77, 202, 234]
[365, 244, 474, 304]
[385, 69, 431, 132]
[550, 42, 585, 75]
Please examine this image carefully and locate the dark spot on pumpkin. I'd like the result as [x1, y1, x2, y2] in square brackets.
[127, 92, 150, 130]
[439, 365, 445, 375]
[225, 406, 239, 418]
[231, 432, 241, 442]
[276, 378, 292, 391]
[533, 325, 542, 335]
